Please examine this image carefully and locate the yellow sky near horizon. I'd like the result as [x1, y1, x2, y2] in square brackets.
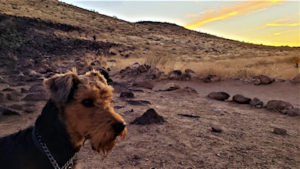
[184, 0, 300, 47]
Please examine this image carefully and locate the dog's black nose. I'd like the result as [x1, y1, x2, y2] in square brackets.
[112, 122, 126, 134]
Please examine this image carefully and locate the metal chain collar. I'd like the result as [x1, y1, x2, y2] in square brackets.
[34, 128, 76, 169]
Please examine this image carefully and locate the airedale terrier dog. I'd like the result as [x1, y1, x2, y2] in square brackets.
[0, 70, 127, 169]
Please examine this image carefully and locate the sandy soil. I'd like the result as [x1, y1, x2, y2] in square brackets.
[1, 80, 299, 169]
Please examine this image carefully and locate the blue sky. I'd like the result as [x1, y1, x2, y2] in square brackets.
[60, 0, 300, 46]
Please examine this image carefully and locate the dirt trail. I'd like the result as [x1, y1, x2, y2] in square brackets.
[0, 80, 299, 169]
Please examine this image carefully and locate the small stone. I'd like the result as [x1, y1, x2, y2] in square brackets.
[211, 125, 223, 133]
[127, 100, 151, 105]
[114, 105, 125, 109]
[131, 108, 165, 125]
[120, 91, 134, 98]
[232, 94, 251, 104]
[203, 75, 220, 83]
[286, 108, 300, 117]
[207, 92, 230, 101]
[273, 128, 287, 135]
[250, 97, 264, 108]
[253, 75, 274, 85]
[168, 70, 182, 80]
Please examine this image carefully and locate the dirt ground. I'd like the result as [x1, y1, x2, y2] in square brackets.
[1, 80, 299, 169]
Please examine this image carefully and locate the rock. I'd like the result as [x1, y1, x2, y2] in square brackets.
[127, 100, 151, 105]
[168, 70, 182, 80]
[120, 91, 134, 98]
[130, 108, 165, 125]
[129, 88, 144, 93]
[266, 100, 294, 114]
[203, 75, 220, 83]
[184, 69, 195, 74]
[177, 114, 200, 119]
[273, 128, 287, 135]
[232, 94, 251, 104]
[119, 63, 162, 80]
[290, 74, 300, 84]
[183, 69, 197, 80]
[211, 125, 223, 133]
[159, 83, 180, 91]
[114, 105, 125, 109]
[207, 92, 230, 101]
[132, 80, 154, 89]
[253, 75, 274, 85]
[286, 108, 300, 116]
[250, 97, 264, 108]
[22, 93, 48, 101]
[0, 106, 21, 116]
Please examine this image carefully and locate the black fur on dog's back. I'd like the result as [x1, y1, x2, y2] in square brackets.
[0, 100, 78, 169]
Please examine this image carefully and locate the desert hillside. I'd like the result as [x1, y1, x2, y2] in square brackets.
[1, 0, 299, 80]
[0, 1, 300, 169]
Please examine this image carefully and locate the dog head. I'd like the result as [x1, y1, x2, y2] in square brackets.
[44, 69, 127, 154]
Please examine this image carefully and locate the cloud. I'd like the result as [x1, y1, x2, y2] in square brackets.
[273, 30, 295, 36]
[185, 0, 285, 29]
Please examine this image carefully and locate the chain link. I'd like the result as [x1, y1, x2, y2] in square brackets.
[34, 129, 76, 169]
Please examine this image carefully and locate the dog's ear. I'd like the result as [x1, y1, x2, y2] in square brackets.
[44, 72, 80, 104]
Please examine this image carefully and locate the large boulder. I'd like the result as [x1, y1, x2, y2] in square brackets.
[266, 100, 294, 114]
[253, 75, 274, 85]
[207, 92, 230, 101]
[232, 94, 251, 104]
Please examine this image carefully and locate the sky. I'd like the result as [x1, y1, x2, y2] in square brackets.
[60, 0, 300, 47]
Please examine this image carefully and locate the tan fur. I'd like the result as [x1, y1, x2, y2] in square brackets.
[44, 70, 127, 155]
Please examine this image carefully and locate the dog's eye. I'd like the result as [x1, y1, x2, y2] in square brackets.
[81, 99, 94, 107]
